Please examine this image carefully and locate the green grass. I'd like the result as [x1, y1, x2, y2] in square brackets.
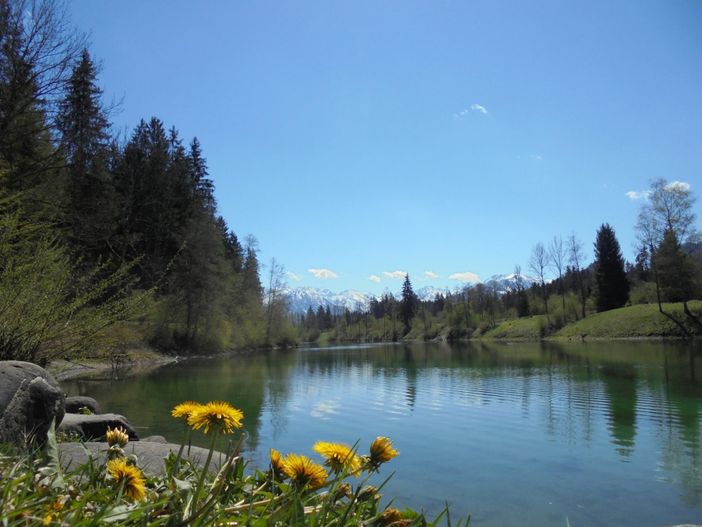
[553, 301, 702, 339]
[480, 315, 549, 340]
[478, 302, 702, 341]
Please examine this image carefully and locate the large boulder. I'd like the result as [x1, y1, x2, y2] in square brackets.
[58, 441, 224, 475]
[0, 360, 62, 415]
[58, 412, 139, 441]
[0, 377, 65, 447]
[64, 396, 101, 414]
[0, 361, 65, 447]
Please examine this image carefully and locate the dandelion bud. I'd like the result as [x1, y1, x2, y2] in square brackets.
[378, 507, 408, 526]
[333, 483, 353, 501]
[369, 437, 398, 468]
[357, 485, 380, 502]
[105, 426, 129, 447]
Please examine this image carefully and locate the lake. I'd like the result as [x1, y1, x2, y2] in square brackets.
[63, 341, 702, 526]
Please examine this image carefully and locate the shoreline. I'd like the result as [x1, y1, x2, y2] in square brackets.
[50, 334, 699, 382]
[48, 344, 286, 382]
[48, 352, 178, 382]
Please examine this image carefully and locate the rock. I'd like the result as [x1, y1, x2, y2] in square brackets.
[64, 396, 101, 414]
[0, 377, 65, 447]
[0, 361, 62, 418]
[142, 435, 168, 443]
[58, 413, 139, 441]
[58, 441, 224, 475]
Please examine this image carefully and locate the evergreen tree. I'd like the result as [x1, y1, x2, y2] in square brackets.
[242, 247, 262, 301]
[0, 0, 84, 218]
[655, 229, 698, 304]
[594, 223, 630, 312]
[400, 274, 417, 333]
[216, 216, 243, 273]
[190, 137, 215, 212]
[56, 49, 114, 260]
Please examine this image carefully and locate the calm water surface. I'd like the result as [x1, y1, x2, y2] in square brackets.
[63, 341, 702, 526]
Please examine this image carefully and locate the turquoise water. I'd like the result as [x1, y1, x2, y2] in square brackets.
[63, 341, 702, 526]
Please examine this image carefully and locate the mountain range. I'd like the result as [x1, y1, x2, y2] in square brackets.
[282, 274, 539, 314]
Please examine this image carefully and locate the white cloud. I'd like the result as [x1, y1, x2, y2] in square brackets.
[383, 270, 407, 280]
[424, 271, 439, 279]
[449, 271, 481, 283]
[626, 181, 691, 201]
[308, 268, 338, 280]
[530, 154, 543, 161]
[286, 271, 301, 282]
[666, 180, 691, 192]
[625, 190, 651, 201]
[368, 274, 381, 283]
[470, 103, 488, 115]
[453, 103, 489, 120]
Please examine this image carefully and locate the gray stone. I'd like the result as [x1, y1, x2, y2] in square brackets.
[0, 377, 65, 447]
[58, 441, 225, 475]
[64, 396, 101, 414]
[142, 435, 168, 443]
[0, 361, 61, 418]
[58, 413, 139, 441]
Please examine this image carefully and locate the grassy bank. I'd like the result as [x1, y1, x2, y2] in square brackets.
[552, 301, 702, 339]
[479, 316, 549, 340]
[479, 301, 702, 341]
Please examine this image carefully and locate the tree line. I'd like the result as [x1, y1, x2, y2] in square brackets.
[0, 0, 293, 363]
[296, 179, 701, 342]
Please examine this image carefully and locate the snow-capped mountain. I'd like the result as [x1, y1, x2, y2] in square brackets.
[282, 287, 371, 314]
[282, 273, 540, 314]
[483, 273, 540, 293]
[415, 286, 448, 301]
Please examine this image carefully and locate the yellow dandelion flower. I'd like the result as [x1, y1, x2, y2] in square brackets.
[171, 401, 202, 421]
[107, 458, 146, 501]
[369, 436, 398, 466]
[270, 448, 285, 475]
[282, 453, 327, 489]
[105, 426, 129, 447]
[187, 401, 244, 434]
[312, 441, 362, 475]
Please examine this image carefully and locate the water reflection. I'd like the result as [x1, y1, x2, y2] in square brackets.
[64, 340, 702, 526]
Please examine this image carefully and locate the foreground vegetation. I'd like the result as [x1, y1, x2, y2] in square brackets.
[1, 400, 464, 526]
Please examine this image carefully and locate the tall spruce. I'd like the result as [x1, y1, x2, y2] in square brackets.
[655, 229, 698, 305]
[400, 274, 418, 334]
[0, 0, 82, 205]
[594, 223, 629, 312]
[56, 49, 114, 260]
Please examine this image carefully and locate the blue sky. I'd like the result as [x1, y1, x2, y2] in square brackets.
[67, 0, 702, 294]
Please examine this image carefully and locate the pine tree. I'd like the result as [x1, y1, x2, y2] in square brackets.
[400, 274, 418, 334]
[655, 229, 698, 304]
[241, 245, 263, 306]
[56, 49, 114, 261]
[594, 224, 630, 312]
